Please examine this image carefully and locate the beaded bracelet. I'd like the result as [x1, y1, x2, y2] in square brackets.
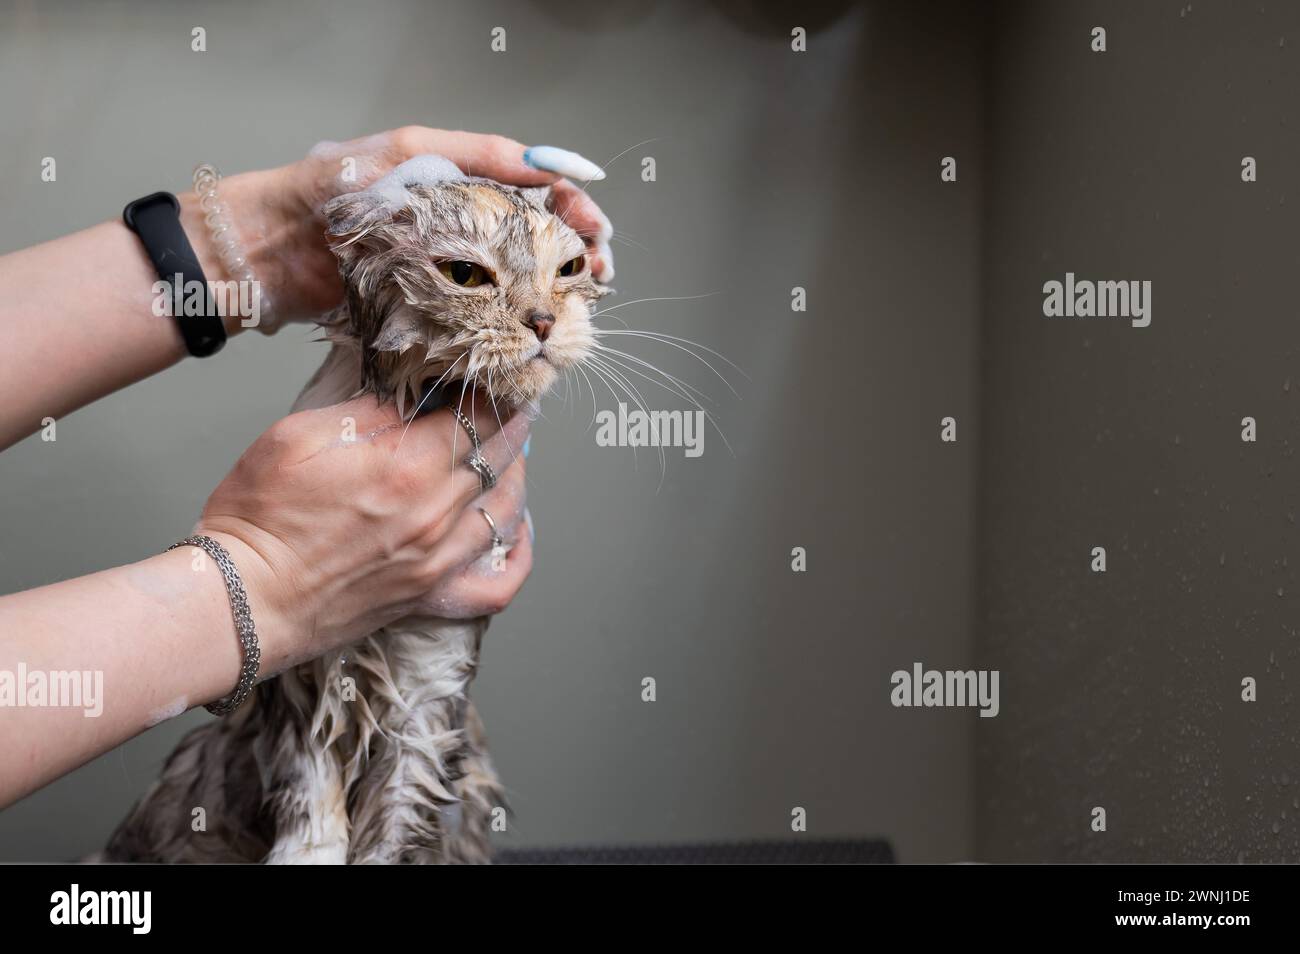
[192, 163, 275, 330]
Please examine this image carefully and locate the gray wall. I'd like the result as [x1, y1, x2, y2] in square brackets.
[0, 1, 983, 862]
[977, 0, 1300, 862]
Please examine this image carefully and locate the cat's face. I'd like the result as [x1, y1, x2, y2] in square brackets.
[323, 176, 607, 414]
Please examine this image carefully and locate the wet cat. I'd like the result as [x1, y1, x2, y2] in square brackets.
[103, 156, 607, 863]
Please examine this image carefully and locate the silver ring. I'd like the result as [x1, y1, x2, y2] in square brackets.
[477, 507, 504, 552]
[467, 452, 497, 491]
[478, 506, 508, 571]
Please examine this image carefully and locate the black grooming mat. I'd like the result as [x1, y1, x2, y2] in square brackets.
[494, 838, 894, 865]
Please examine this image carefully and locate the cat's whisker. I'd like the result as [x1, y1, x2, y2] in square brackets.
[588, 354, 653, 420]
[586, 363, 652, 478]
[586, 355, 668, 483]
[598, 359, 671, 489]
[394, 350, 469, 453]
[451, 367, 478, 471]
[587, 292, 720, 321]
[484, 367, 523, 470]
[469, 369, 484, 460]
[608, 231, 650, 253]
[592, 330, 744, 397]
[505, 365, 531, 409]
[582, 358, 624, 411]
[582, 360, 642, 472]
[592, 343, 719, 407]
[565, 367, 582, 421]
[577, 137, 659, 198]
[574, 362, 601, 432]
[420, 348, 471, 395]
[486, 366, 506, 453]
[591, 326, 746, 375]
[591, 350, 736, 460]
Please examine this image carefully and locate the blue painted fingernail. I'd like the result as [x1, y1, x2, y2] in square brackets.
[522, 436, 531, 458]
[523, 145, 606, 181]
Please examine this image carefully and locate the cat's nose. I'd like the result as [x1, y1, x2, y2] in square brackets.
[523, 309, 555, 342]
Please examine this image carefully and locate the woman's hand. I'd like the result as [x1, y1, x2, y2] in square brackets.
[0, 386, 533, 806]
[193, 128, 616, 329]
[195, 390, 534, 676]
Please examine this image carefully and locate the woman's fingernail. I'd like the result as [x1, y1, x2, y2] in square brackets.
[595, 241, 615, 282]
[594, 209, 614, 243]
[524, 507, 535, 544]
[522, 436, 531, 459]
[523, 145, 606, 181]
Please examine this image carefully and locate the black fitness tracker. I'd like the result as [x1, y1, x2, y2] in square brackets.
[122, 191, 227, 358]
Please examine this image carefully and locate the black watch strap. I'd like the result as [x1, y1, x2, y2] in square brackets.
[123, 191, 227, 358]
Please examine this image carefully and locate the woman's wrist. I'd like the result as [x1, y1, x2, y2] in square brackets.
[146, 546, 249, 708]
[176, 179, 263, 338]
[176, 164, 318, 336]
[151, 526, 302, 708]
[192, 526, 306, 680]
[181, 164, 344, 328]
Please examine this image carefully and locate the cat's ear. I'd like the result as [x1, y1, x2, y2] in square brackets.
[323, 189, 392, 241]
[322, 190, 399, 273]
[518, 185, 551, 212]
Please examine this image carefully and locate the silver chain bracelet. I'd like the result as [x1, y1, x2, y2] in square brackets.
[168, 534, 262, 715]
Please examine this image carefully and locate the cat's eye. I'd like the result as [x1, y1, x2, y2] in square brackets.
[557, 255, 585, 278]
[438, 260, 490, 287]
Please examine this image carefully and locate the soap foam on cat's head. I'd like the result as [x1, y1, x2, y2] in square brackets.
[366, 155, 467, 210]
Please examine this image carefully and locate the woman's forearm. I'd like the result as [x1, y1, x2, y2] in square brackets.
[0, 195, 251, 451]
[0, 542, 248, 808]
[0, 386, 535, 810]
